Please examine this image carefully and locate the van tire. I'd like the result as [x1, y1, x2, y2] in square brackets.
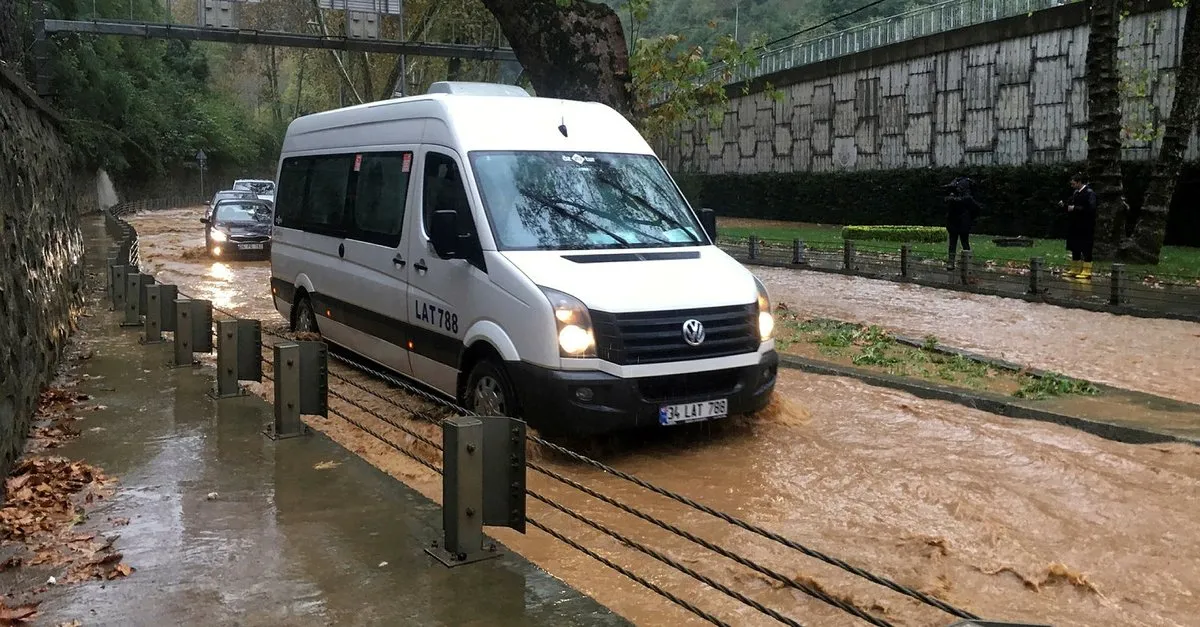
[292, 295, 320, 336]
[464, 359, 517, 418]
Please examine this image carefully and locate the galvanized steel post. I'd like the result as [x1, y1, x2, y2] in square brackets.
[111, 264, 127, 311]
[792, 239, 805, 265]
[959, 250, 972, 285]
[268, 343, 305, 439]
[843, 240, 856, 271]
[173, 299, 195, 367]
[900, 245, 911, 278]
[1110, 263, 1127, 306]
[1028, 257, 1043, 294]
[142, 284, 165, 344]
[748, 235, 759, 260]
[427, 416, 498, 567]
[122, 271, 143, 326]
[212, 319, 242, 399]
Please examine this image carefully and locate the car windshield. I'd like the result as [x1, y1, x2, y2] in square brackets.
[235, 181, 275, 194]
[215, 191, 252, 202]
[215, 202, 271, 224]
[469, 151, 706, 251]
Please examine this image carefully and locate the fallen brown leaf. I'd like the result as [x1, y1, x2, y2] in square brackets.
[0, 600, 40, 623]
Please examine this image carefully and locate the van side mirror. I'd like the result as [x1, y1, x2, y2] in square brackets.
[200, 217, 209, 224]
[204, 200, 210, 206]
[430, 209, 460, 259]
[699, 208, 718, 241]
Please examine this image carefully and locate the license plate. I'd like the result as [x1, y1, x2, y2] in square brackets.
[239, 243, 264, 250]
[659, 399, 728, 426]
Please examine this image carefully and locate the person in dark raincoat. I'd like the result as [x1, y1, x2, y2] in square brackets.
[943, 176, 981, 270]
[1060, 173, 1097, 280]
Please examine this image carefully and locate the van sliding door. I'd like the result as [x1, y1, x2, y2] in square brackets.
[340, 150, 418, 376]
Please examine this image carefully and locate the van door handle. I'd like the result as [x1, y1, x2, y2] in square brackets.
[338, 243, 345, 258]
[413, 260, 428, 274]
[392, 255, 406, 268]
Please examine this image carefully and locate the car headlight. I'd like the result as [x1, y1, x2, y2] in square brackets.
[755, 277, 774, 341]
[210, 229, 228, 243]
[540, 287, 595, 358]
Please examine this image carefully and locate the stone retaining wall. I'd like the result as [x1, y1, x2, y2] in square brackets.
[0, 63, 91, 478]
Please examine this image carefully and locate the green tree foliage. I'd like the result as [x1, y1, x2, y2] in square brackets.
[40, 0, 274, 185]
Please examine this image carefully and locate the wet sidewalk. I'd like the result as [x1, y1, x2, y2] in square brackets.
[32, 221, 628, 626]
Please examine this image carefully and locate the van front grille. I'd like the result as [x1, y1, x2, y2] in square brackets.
[590, 304, 759, 366]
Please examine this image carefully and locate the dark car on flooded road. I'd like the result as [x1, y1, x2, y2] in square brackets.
[201, 199, 273, 259]
[204, 189, 258, 221]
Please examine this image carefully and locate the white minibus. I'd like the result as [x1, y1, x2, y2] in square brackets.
[269, 81, 777, 435]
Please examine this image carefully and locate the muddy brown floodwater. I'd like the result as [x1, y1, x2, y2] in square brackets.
[754, 266, 1200, 406]
[130, 208, 1200, 627]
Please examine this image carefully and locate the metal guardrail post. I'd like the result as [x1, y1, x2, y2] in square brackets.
[111, 264, 127, 311]
[270, 343, 304, 438]
[158, 285, 179, 333]
[428, 416, 494, 566]
[843, 240, 856, 270]
[173, 299, 196, 367]
[429, 415, 526, 567]
[142, 284, 165, 344]
[792, 239, 806, 265]
[191, 299, 214, 354]
[212, 319, 243, 399]
[121, 271, 144, 326]
[748, 235, 759, 260]
[900, 244, 911, 278]
[959, 250, 972, 285]
[1110, 263, 1127, 306]
[1028, 257, 1043, 294]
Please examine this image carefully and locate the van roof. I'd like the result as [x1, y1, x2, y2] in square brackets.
[282, 93, 655, 156]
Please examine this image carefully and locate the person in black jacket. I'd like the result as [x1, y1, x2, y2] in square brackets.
[1060, 173, 1097, 280]
[943, 176, 981, 270]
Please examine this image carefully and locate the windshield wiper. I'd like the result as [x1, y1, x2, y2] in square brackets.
[518, 187, 634, 248]
[594, 173, 700, 244]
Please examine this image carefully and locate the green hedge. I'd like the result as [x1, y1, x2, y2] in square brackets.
[841, 225, 948, 243]
[674, 162, 1200, 247]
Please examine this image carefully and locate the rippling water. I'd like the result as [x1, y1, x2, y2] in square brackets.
[127, 211, 1200, 627]
[755, 266, 1200, 405]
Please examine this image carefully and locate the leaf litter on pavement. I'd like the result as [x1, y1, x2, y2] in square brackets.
[0, 384, 135, 612]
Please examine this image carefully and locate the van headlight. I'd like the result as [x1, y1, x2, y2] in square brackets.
[755, 278, 774, 341]
[540, 287, 596, 358]
[210, 229, 228, 243]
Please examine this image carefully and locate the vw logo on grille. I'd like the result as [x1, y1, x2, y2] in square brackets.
[681, 319, 706, 346]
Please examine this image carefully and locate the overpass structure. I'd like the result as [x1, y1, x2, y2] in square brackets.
[30, 0, 516, 97]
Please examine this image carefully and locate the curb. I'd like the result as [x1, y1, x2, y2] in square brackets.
[778, 354, 1200, 447]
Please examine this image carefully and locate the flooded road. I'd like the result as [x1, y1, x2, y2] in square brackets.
[755, 267, 1200, 406]
[128, 208, 1200, 627]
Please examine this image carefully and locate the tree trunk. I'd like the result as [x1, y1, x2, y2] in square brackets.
[1120, 0, 1199, 264]
[1084, 0, 1126, 260]
[479, 0, 632, 114]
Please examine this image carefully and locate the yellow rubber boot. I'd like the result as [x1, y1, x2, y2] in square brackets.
[1077, 262, 1093, 280]
[1064, 260, 1079, 278]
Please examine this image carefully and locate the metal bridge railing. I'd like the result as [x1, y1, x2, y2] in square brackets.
[710, 0, 1077, 85]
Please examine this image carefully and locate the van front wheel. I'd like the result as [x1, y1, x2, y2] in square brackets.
[464, 359, 517, 418]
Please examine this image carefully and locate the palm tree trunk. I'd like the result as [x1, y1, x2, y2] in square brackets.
[1085, 0, 1126, 260]
[1120, 1, 1199, 264]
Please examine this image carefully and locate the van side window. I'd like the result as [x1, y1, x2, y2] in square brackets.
[350, 152, 412, 247]
[422, 152, 472, 233]
[302, 155, 353, 232]
[275, 158, 308, 228]
[422, 151, 486, 271]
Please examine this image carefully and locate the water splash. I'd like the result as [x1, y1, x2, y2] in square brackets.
[95, 169, 119, 209]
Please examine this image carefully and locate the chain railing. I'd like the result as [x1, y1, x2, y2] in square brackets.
[710, 0, 1077, 84]
[723, 234, 1200, 323]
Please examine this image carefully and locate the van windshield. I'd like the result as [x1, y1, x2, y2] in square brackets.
[469, 151, 707, 251]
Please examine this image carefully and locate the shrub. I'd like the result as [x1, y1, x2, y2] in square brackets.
[671, 161, 1200, 247]
[841, 225, 948, 243]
